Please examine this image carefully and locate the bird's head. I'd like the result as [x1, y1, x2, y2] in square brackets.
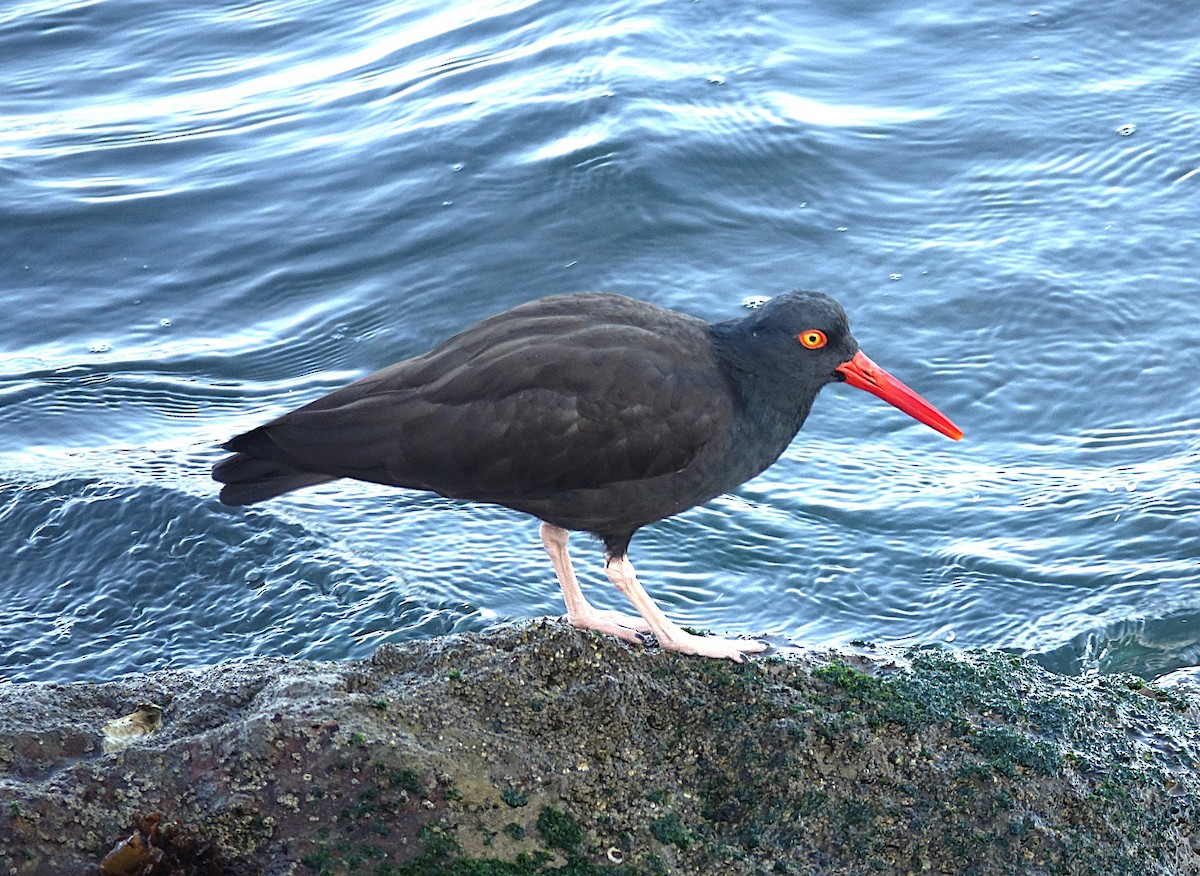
[736, 291, 962, 441]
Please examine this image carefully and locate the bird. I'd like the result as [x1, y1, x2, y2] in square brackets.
[213, 291, 961, 661]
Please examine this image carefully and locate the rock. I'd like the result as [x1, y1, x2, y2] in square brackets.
[0, 621, 1198, 875]
[102, 703, 164, 753]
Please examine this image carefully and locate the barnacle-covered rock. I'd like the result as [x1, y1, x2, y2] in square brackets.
[0, 623, 1197, 874]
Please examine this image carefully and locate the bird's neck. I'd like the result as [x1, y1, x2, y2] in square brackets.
[707, 320, 818, 449]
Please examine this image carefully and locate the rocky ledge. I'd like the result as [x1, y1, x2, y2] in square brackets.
[1, 622, 1198, 876]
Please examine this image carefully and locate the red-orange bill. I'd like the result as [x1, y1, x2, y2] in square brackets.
[835, 350, 963, 441]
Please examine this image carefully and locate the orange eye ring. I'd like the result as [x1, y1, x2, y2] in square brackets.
[798, 329, 827, 349]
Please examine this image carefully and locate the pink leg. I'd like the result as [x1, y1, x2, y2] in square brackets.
[604, 554, 767, 662]
[539, 523, 648, 644]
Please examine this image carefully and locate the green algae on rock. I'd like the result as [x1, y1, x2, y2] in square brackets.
[0, 623, 1197, 875]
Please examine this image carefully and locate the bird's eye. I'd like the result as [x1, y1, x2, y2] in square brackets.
[798, 329, 827, 349]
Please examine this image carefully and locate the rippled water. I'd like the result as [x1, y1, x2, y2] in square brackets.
[2, 0, 1197, 683]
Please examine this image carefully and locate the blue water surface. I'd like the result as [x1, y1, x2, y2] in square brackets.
[1, 0, 1197, 682]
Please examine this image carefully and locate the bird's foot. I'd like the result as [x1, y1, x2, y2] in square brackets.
[656, 630, 768, 663]
[563, 609, 649, 646]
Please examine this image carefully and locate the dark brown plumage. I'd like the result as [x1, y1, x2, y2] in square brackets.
[215, 291, 960, 660]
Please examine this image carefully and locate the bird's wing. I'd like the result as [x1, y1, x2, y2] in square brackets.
[225, 302, 732, 502]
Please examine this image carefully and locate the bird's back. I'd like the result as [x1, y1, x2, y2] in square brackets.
[215, 293, 738, 532]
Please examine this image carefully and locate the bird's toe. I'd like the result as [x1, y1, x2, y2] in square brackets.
[561, 612, 647, 646]
[589, 609, 653, 633]
[662, 631, 768, 662]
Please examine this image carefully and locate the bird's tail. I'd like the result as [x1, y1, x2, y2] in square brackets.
[212, 430, 337, 506]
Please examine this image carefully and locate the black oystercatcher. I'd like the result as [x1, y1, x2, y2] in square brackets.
[214, 292, 961, 661]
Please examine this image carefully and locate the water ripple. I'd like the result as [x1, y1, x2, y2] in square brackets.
[1, 0, 1197, 682]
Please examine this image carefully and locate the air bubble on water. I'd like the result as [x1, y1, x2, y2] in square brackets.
[1116, 123, 1136, 136]
[889, 273, 902, 281]
[88, 342, 112, 353]
[159, 318, 171, 327]
[742, 295, 771, 310]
